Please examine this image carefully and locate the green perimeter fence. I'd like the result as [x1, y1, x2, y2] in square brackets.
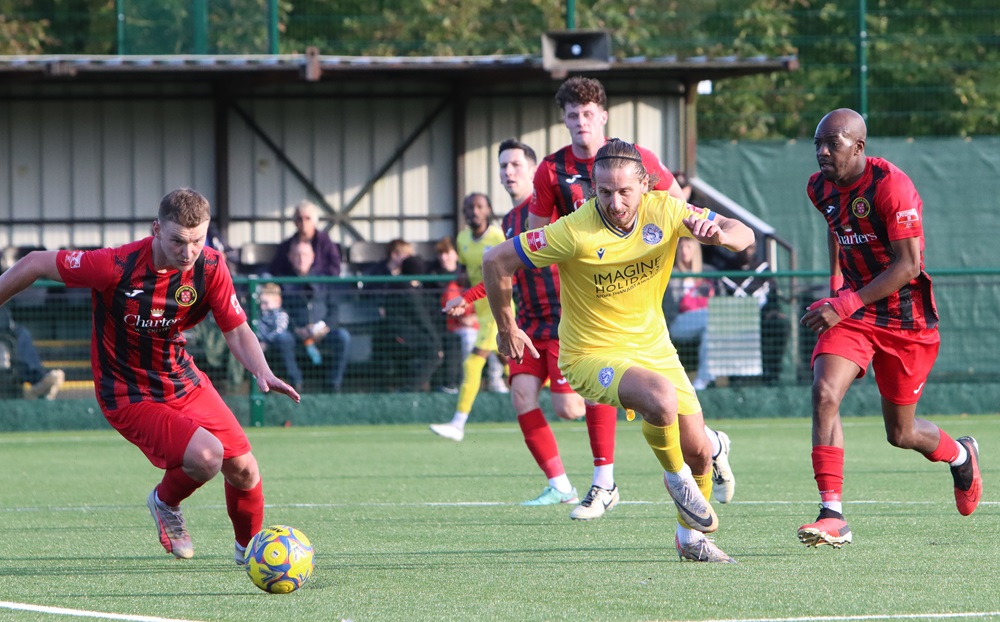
[1, 268, 998, 432]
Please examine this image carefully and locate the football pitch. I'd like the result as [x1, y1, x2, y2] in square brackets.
[1, 414, 998, 622]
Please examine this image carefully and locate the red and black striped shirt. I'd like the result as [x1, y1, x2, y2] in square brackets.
[56, 239, 246, 410]
[807, 156, 937, 330]
[529, 143, 675, 221]
[502, 197, 560, 341]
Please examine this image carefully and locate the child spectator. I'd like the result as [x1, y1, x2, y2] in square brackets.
[432, 236, 478, 393]
[253, 283, 303, 392]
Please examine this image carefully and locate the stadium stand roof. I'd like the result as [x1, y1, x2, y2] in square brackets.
[0, 52, 798, 85]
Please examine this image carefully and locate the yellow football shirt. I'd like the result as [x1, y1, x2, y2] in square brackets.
[513, 191, 714, 355]
[457, 224, 506, 316]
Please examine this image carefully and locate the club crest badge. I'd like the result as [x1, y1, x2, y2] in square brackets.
[174, 285, 198, 307]
[598, 367, 615, 388]
[642, 224, 663, 245]
[851, 197, 871, 218]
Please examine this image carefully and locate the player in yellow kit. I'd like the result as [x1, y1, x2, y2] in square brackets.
[482, 139, 755, 562]
[430, 193, 508, 441]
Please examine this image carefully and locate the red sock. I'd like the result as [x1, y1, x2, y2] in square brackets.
[812, 445, 844, 503]
[517, 408, 564, 479]
[156, 467, 204, 507]
[924, 428, 960, 463]
[225, 479, 264, 547]
[585, 403, 617, 466]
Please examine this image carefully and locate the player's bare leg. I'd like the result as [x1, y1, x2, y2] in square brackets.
[882, 398, 982, 516]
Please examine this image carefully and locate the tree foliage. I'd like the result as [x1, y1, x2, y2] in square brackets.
[4, 0, 999, 138]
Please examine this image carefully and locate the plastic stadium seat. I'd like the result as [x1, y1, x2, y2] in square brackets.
[347, 241, 390, 264]
[238, 242, 281, 276]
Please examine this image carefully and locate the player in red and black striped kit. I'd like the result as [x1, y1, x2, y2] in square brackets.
[798, 108, 981, 548]
[525, 77, 737, 537]
[0, 188, 300, 564]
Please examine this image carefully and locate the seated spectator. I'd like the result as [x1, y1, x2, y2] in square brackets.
[382, 255, 444, 392]
[0, 307, 64, 399]
[269, 200, 343, 278]
[367, 239, 413, 279]
[280, 240, 351, 393]
[430, 236, 478, 393]
[717, 242, 791, 385]
[253, 282, 303, 392]
[664, 237, 717, 390]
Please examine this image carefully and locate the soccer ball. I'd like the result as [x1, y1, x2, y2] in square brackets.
[244, 525, 315, 594]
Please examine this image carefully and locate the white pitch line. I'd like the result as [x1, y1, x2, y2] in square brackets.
[3, 499, 999, 513]
[0, 601, 204, 622]
[675, 611, 1000, 622]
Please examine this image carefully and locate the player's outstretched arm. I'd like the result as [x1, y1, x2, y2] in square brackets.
[482, 240, 538, 363]
[223, 323, 301, 403]
[0, 250, 63, 308]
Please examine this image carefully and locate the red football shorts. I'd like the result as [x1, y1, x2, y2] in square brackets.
[509, 338, 575, 394]
[103, 377, 252, 470]
[812, 317, 939, 405]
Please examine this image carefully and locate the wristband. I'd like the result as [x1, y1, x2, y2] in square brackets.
[808, 289, 864, 320]
[830, 274, 844, 293]
[829, 289, 864, 319]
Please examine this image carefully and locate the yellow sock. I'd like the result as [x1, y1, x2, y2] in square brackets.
[641, 419, 685, 473]
[693, 471, 713, 505]
[456, 353, 487, 413]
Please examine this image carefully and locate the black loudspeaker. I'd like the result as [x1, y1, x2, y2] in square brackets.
[541, 30, 612, 72]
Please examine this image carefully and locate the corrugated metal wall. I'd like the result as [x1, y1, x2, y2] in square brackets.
[0, 83, 686, 252]
[0, 94, 214, 249]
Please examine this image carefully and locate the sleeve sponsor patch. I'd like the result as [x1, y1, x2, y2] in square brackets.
[230, 293, 244, 316]
[896, 208, 920, 225]
[64, 251, 84, 269]
[526, 230, 548, 252]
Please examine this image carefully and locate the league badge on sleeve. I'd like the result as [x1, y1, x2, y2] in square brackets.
[526, 230, 548, 252]
[230, 293, 244, 316]
[64, 251, 84, 269]
[896, 208, 920, 227]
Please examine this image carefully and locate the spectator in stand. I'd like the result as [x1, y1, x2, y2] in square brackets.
[368, 240, 444, 391]
[269, 200, 342, 278]
[716, 242, 791, 385]
[664, 237, 717, 391]
[431, 236, 478, 393]
[382, 254, 444, 392]
[252, 282, 303, 392]
[278, 239, 351, 393]
[0, 307, 65, 399]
